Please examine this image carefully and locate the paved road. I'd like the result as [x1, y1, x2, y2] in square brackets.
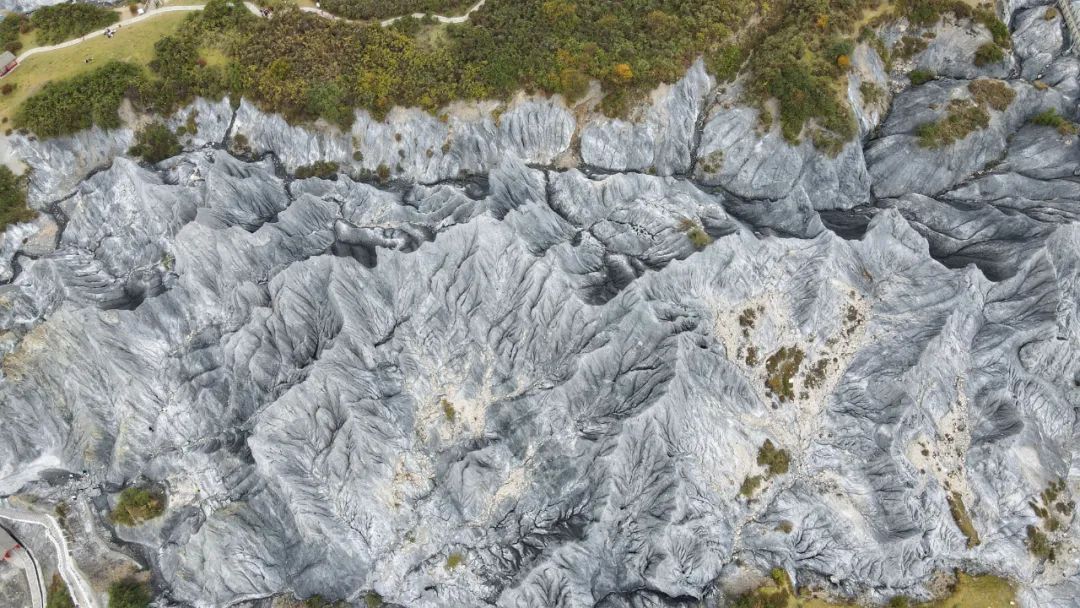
[0, 508, 97, 608]
[0, 525, 44, 608]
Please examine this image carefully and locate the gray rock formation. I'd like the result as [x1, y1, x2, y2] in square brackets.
[865, 78, 1067, 198]
[580, 60, 713, 175]
[1013, 6, 1066, 79]
[1, 6, 1079, 608]
[914, 18, 1016, 79]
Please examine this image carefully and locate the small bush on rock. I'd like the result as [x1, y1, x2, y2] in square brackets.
[129, 122, 182, 164]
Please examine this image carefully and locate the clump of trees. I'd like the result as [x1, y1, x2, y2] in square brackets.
[0, 165, 34, 232]
[107, 579, 151, 608]
[756, 439, 790, 476]
[321, 0, 475, 20]
[110, 486, 166, 526]
[12, 0, 1014, 154]
[0, 13, 31, 54]
[46, 575, 74, 608]
[129, 122, 182, 163]
[294, 160, 340, 179]
[14, 61, 144, 137]
[30, 4, 119, 45]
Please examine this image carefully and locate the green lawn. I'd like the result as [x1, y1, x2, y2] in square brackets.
[0, 12, 190, 124]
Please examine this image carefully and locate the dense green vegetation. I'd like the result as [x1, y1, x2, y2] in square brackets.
[321, 0, 475, 20]
[0, 165, 33, 231]
[129, 122, 182, 163]
[30, 4, 119, 45]
[908, 68, 935, 85]
[11, 0, 1014, 151]
[14, 61, 143, 137]
[46, 575, 74, 608]
[973, 42, 1004, 67]
[108, 579, 152, 608]
[110, 486, 166, 526]
[0, 13, 31, 54]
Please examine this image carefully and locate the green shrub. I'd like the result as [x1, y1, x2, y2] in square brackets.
[30, 4, 119, 45]
[294, 160, 340, 179]
[15, 61, 144, 138]
[756, 439, 791, 476]
[0, 165, 34, 232]
[445, 551, 465, 569]
[1030, 108, 1077, 135]
[1045, 7, 1059, 20]
[765, 346, 804, 402]
[107, 579, 151, 608]
[739, 475, 762, 498]
[129, 122, 182, 164]
[46, 575, 74, 608]
[1027, 525, 1055, 561]
[302, 596, 347, 608]
[110, 487, 166, 526]
[908, 69, 935, 85]
[973, 42, 1005, 67]
[376, 163, 391, 181]
[947, 491, 981, 548]
[915, 100, 989, 148]
[860, 81, 883, 105]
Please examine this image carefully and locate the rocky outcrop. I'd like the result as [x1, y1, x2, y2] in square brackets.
[580, 60, 714, 175]
[913, 19, 1016, 79]
[866, 79, 1067, 198]
[1013, 5, 1066, 79]
[693, 103, 871, 211]
[1, 10, 1079, 608]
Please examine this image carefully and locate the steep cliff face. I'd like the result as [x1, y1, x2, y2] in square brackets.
[1, 5, 1079, 608]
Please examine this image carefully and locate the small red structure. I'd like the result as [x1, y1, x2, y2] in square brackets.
[0, 51, 17, 77]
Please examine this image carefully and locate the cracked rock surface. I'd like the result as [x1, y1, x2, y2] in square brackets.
[1, 7, 1080, 608]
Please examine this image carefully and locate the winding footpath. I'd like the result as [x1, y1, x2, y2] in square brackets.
[9, 0, 488, 68]
[13, 5, 207, 64]
[0, 507, 97, 608]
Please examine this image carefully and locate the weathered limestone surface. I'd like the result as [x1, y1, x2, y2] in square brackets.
[1, 6, 1079, 608]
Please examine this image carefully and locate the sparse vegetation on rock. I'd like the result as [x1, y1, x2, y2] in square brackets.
[110, 486, 166, 526]
[765, 346, 804, 402]
[1030, 108, 1077, 135]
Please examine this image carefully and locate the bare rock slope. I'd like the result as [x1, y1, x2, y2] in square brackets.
[1, 8, 1080, 608]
